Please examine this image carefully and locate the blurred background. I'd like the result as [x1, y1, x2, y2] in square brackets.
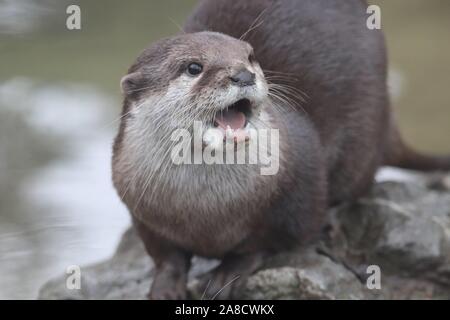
[0, 0, 449, 299]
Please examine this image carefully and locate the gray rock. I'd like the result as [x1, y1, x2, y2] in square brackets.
[242, 250, 367, 300]
[38, 171, 450, 300]
[38, 227, 153, 300]
[327, 180, 450, 285]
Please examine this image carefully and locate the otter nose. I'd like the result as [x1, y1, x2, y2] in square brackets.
[230, 69, 256, 87]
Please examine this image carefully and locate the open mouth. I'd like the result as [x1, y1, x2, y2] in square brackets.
[214, 98, 252, 131]
[202, 98, 261, 147]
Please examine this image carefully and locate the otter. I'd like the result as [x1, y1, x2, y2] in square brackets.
[112, 0, 450, 299]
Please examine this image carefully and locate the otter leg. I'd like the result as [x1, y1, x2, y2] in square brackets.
[199, 251, 267, 300]
[133, 218, 192, 300]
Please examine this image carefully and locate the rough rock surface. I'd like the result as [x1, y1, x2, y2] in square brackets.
[39, 170, 450, 299]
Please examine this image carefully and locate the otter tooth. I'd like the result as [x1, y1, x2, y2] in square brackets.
[226, 125, 234, 141]
[203, 128, 224, 148]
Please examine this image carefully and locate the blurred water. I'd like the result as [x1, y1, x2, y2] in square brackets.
[0, 0, 196, 300]
[0, 78, 130, 299]
[0, 0, 56, 35]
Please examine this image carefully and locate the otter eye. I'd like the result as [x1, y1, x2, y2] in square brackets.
[187, 63, 203, 76]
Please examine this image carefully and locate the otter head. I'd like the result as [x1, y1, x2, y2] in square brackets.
[120, 31, 270, 149]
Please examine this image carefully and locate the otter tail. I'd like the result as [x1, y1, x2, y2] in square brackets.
[384, 127, 450, 171]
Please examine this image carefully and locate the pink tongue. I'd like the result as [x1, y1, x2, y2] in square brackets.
[215, 109, 246, 130]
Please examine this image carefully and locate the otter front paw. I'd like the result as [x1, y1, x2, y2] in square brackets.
[148, 265, 188, 300]
[196, 252, 266, 300]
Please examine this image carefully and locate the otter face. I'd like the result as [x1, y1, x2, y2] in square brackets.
[120, 31, 270, 147]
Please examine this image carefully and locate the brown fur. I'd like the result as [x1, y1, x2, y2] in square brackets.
[112, 0, 450, 299]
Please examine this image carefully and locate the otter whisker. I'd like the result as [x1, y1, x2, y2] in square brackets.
[269, 84, 307, 104]
[168, 16, 186, 34]
[268, 82, 308, 100]
[269, 94, 303, 116]
[119, 96, 199, 202]
[268, 89, 306, 115]
[263, 69, 298, 77]
[239, 6, 270, 41]
[211, 275, 241, 300]
[133, 103, 210, 210]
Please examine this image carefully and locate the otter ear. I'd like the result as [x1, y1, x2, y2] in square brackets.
[120, 72, 143, 95]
